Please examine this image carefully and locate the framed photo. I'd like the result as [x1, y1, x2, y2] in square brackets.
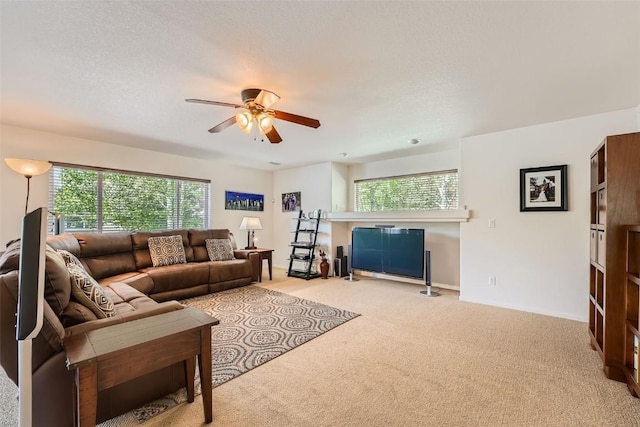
[520, 165, 568, 212]
[282, 192, 301, 212]
[225, 191, 264, 211]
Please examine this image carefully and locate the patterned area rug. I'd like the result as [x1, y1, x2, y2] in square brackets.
[130, 285, 360, 423]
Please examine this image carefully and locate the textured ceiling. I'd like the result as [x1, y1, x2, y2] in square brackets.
[1, 1, 639, 170]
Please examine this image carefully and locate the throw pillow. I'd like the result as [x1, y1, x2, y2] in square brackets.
[147, 235, 187, 267]
[57, 249, 115, 319]
[205, 238, 235, 261]
[57, 249, 84, 269]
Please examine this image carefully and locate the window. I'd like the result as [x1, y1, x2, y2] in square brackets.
[49, 163, 210, 233]
[355, 170, 458, 212]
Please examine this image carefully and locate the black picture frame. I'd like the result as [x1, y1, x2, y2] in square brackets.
[519, 164, 568, 212]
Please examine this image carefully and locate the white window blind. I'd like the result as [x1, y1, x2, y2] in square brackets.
[355, 170, 458, 212]
[49, 163, 210, 233]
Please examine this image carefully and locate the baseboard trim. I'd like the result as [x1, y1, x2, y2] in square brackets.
[458, 295, 587, 322]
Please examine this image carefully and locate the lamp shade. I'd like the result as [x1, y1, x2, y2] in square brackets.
[257, 113, 274, 134]
[235, 111, 253, 134]
[4, 158, 51, 177]
[239, 216, 263, 230]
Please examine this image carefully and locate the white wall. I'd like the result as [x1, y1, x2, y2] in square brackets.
[329, 163, 349, 270]
[272, 162, 333, 269]
[331, 163, 349, 213]
[459, 108, 639, 321]
[0, 124, 273, 247]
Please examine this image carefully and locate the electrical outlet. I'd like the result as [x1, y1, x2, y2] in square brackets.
[488, 276, 496, 286]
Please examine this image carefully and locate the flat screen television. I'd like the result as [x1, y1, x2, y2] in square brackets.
[351, 227, 424, 279]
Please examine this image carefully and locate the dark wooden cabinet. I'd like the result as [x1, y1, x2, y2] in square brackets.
[624, 225, 640, 396]
[589, 132, 640, 384]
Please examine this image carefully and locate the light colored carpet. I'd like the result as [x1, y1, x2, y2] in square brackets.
[2, 268, 640, 426]
[128, 285, 359, 423]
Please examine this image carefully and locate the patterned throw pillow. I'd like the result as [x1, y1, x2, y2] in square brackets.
[57, 249, 84, 269]
[205, 238, 235, 261]
[57, 250, 115, 319]
[147, 235, 187, 267]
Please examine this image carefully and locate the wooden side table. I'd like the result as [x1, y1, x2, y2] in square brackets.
[251, 248, 274, 282]
[64, 307, 219, 426]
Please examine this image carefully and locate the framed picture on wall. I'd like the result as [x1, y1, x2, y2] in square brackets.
[282, 192, 301, 212]
[519, 164, 568, 212]
[225, 191, 264, 211]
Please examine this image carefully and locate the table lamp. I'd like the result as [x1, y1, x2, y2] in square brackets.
[239, 216, 262, 249]
[4, 158, 52, 215]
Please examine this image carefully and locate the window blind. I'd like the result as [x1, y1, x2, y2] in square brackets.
[48, 163, 210, 233]
[355, 170, 458, 212]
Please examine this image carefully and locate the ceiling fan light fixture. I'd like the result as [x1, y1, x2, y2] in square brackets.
[236, 111, 253, 133]
[186, 88, 320, 143]
[257, 113, 274, 134]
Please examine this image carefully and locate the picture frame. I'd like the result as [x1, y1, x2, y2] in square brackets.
[519, 164, 568, 212]
[282, 192, 301, 212]
[225, 191, 264, 211]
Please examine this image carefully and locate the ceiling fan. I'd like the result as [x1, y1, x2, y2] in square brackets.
[185, 88, 321, 144]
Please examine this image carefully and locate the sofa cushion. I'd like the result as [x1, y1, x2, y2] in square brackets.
[74, 232, 137, 280]
[0, 242, 72, 316]
[64, 300, 184, 338]
[46, 234, 82, 257]
[103, 282, 160, 315]
[139, 262, 209, 294]
[43, 246, 73, 316]
[58, 250, 115, 319]
[148, 235, 187, 267]
[132, 230, 194, 269]
[60, 301, 99, 327]
[205, 238, 235, 261]
[208, 259, 253, 283]
[98, 272, 154, 295]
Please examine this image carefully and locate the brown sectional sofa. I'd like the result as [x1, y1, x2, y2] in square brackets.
[0, 228, 259, 426]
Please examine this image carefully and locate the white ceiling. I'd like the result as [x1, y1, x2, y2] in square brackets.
[1, 1, 639, 170]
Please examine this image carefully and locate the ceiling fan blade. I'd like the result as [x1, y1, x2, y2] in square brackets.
[186, 98, 243, 108]
[254, 90, 280, 109]
[208, 116, 237, 133]
[265, 126, 283, 144]
[273, 110, 321, 128]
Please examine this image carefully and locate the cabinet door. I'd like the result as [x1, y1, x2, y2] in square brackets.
[598, 188, 607, 225]
[597, 230, 606, 267]
[591, 154, 599, 189]
[590, 229, 598, 262]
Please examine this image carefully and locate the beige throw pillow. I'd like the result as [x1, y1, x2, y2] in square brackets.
[147, 235, 187, 267]
[57, 250, 115, 319]
[205, 238, 235, 261]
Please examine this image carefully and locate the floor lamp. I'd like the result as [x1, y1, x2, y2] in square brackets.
[239, 216, 262, 250]
[4, 158, 52, 215]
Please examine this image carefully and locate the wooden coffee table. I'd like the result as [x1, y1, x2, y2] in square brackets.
[64, 307, 219, 426]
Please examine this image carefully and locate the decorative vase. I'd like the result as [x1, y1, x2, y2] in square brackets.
[320, 258, 329, 279]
